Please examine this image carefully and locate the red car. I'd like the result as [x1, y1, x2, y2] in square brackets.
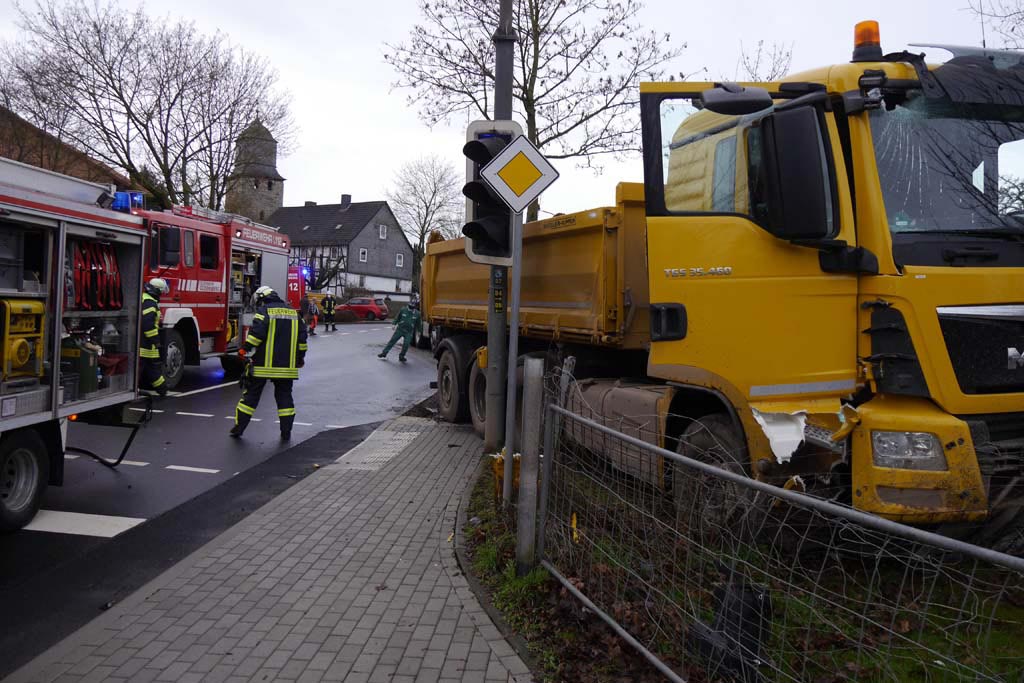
[337, 297, 389, 321]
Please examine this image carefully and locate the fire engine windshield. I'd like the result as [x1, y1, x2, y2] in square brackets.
[869, 92, 1024, 235]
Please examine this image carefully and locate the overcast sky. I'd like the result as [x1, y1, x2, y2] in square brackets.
[0, 0, 985, 217]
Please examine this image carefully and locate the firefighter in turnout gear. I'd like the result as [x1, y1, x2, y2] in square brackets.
[377, 299, 420, 363]
[321, 293, 337, 331]
[140, 278, 169, 396]
[230, 286, 308, 440]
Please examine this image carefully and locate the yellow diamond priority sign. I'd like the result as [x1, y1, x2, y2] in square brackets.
[480, 135, 559, 213]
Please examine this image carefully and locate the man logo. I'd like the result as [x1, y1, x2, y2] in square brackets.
[1010, 347, 1024, 370]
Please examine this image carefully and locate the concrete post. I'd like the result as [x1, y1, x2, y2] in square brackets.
[537, 356, 575, 560]
[516, 357, 543, 576]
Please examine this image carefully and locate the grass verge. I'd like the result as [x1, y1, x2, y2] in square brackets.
[462, 457, 667, 683]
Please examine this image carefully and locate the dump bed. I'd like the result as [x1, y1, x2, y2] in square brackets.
[421, 182, 650, 349]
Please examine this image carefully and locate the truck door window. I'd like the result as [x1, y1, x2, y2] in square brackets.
[183, 230, 195, 267]
[200, 234, 219, 270]
[660, 99, 761, 216]
[151, 226, 180, 268]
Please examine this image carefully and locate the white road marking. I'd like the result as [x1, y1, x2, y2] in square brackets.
[64, 454, 79, 460]
[223, 416, 261, 421]
[166, 465, 220, 474]
[118, 460, 150, 467]
[25, 510, 145, 538]
[341, 333, 351, 336]
[326, 424, 347, 429]
[275, 420, 313, 426]
[176, 411, 214, 418]
[130, 407, 164, 413]
[170, 381, 237, 398]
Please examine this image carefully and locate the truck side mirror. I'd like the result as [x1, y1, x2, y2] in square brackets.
[701, 83, 773, 116]
[753, 105, 836, 242]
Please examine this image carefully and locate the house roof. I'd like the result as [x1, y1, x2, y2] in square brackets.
[238, 117, 276, 144]
[270, 201, 389, 246]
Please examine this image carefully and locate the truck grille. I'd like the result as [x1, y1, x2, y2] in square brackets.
[937, 306, 1024, 395]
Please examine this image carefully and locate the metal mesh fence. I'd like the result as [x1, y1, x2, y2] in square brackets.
[538, 370, 1024, 683]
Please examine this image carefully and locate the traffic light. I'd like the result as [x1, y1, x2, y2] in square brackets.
[462, 120, 523, 266]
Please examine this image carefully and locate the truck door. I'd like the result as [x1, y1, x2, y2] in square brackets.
[196, 232, 226, 339]
[640, 82, 859, 403]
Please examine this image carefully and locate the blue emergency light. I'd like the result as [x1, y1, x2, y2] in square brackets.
[111, 191, 144, 213]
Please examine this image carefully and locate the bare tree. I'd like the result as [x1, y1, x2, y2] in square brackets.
[735, 40, 793, 81]
[968, 1, 1024, 47]
[386, 155, 462, 283]
[1, 0, 293, 209]
[385, 0, 686, 218]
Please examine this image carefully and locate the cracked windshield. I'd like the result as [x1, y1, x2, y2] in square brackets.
[870, 94, 1024, 233]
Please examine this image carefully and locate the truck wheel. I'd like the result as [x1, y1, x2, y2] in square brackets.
[415, 325, 430, 350]
[468, 360, 487, 437]
[437, 349, 469, 423]
[220, 354, 247, 379]
[162, 329, 186, 390]
[673, 414, 759, 540]
[0, 430, 49, 533]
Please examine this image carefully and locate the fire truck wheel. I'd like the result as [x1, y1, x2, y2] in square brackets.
[468, 360, 486, 437]
[0, 429, 49, 533]
[220, 354, 247, 378]
[162, 329, 186, 390]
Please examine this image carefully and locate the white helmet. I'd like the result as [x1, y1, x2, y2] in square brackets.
[253, 285, 275, 304]
[146, 277, 169, 295]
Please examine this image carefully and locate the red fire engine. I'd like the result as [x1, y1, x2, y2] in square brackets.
[138, 205, 291, 389]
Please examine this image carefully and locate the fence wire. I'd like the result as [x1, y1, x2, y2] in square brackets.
[538, 370, 1024, 683]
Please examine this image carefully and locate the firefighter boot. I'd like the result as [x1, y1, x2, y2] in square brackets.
[279, 415, 294, 441]
[230, 409, 253, 439]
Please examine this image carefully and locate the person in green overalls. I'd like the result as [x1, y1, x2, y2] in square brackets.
[377, 299, 420, 363]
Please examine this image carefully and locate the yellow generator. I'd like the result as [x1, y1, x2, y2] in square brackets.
[1, 299, 45, 382]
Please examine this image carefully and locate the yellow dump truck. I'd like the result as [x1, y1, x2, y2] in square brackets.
[421, 23, 1024, 548]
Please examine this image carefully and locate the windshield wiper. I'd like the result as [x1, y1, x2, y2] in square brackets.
[927, 228, 1024, 242]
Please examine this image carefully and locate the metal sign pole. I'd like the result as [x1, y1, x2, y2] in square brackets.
[487, 0, 515, 455]
[502, 211, 524, 498]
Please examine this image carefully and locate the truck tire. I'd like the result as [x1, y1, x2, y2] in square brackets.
[0, 429, 49, 533]
[220, 354, 247, 379]
[162, 329, 186, 390]
[415, 325, 431, 350]
[673, 414, 758, 540]
[437, 349, 469, 423]
[468, 359, 487, 437]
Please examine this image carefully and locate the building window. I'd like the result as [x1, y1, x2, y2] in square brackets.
[267, 181, 274, 191]
[359, 274, 366, 287]
[396, 253, 404, 268]
[359, 248, 368, 263]
[259, 210, 265, 221]
[378, 224, 387, 240]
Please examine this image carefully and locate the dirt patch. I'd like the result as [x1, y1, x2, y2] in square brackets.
[462, 460, 665, 683]
[402, 392, 439, 419]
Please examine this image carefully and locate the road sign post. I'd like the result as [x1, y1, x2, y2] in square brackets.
[473, 134, 558, 494]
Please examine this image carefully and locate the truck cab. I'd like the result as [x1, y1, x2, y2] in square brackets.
[640, 24, 1024, 535]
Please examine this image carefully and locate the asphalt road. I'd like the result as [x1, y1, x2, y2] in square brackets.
[0, 323, 436, 678]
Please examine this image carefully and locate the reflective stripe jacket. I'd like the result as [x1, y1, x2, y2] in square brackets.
[322, 296, 336, 314]
[244, 294, 308, 379]
[140, 292, 161, 359]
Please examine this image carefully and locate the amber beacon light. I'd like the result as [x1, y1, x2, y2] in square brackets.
[852, 20, 883, 62]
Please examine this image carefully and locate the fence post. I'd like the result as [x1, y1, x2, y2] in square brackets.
[537, 356, 575, 561]
[516, 357, 544, 577]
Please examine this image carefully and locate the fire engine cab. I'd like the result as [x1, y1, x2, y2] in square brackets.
[140, 205, 290, 389]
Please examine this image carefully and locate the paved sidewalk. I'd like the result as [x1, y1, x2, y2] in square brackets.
[7, 418, 533, 683]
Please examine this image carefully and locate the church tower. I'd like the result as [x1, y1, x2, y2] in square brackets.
[224, 118, 285, 223]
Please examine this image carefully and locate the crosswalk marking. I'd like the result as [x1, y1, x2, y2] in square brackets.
[25, 510, 145, 538]
[223, 416, 261, 421]
[129, 407, 164, 413]
[176, 411, 214, 418]
[326, 424, 347, 429]
[166, 465, 220, 474]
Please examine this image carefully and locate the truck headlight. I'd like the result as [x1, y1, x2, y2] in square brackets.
[871, 431, 947, 471]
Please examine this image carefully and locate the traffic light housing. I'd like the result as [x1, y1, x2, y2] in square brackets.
[462, 120, 523, 266]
